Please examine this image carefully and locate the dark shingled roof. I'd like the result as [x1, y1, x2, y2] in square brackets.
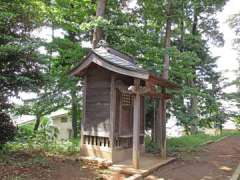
[70, 43, 180, 90]
[92, 47, 148, 74]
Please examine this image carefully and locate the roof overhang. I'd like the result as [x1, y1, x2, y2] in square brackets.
[70, 52, 149, 80]
[70, 49, 180, 91]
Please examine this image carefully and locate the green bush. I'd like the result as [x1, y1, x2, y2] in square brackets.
[144, 135, 159, 153]
[233, 116, 240, 130]
[2, 117, 80, 155]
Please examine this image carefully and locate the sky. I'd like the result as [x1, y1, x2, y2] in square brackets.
[210, 0, 239, 92]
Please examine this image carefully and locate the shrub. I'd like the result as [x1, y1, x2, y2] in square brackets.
[3, 117, 80, 155]
[0, 112, 17, 147]
[144, 135, 159, 153]
[233, 116, 240, 130]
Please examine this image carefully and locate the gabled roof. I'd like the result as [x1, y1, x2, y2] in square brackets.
[92, 47, 147, 74]
[70, 44, 180, 90]
[70, 46, 149, 79]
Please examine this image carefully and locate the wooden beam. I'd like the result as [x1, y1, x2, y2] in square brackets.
[133, 79, 141, 169]
[148, 74, 180, 90]
[128, 85, 150, 95]
[148, 92, 172, 100]
[116, 80, 134, 94]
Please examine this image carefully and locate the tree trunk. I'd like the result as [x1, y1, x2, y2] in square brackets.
[34, 114, 41, 131]
[189, 84, 198, 134]
[154, 101, 160, 145]
[159, 0, 172, 159]
[67, 32, 79, 138]
[159, 90, 167, 158]
[92, 0, 107, 48]
[161, 18, 172, 79]
[152, 100, 156, 142]
[189, 7, 199, 135]
[71, 89, 78, 138]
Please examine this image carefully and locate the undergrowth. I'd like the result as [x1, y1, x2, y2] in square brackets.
[145, 130, 240, 153]
[0, 120, 80, 156]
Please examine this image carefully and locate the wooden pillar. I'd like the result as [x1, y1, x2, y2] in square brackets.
[133, 79, 141, 169]
[109, 74, 116, 151]
[80, 76, 87, 147]
[159, 90, 167, 159]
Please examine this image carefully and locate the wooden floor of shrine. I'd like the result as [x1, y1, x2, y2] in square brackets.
[109, 153, 175, 176]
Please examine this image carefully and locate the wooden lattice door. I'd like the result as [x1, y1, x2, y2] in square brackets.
[119, 92, 133, 135]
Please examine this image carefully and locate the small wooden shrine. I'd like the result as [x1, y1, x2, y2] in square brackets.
[71, 42, 179, 168]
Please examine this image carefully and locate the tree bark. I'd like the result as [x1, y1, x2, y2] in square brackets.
[159, 90, 167, 159]
[71, 89, 78, 138]
[34, 114, 41, 131]
[67, 32, 79, 138]
[154, 101, 160, 145]
[92, 0, 107, 48]
[189, 7, 199, 135]
[152, 100, 156, 142]
[159, 0, 172, 159]
[162, 0, 172, 80]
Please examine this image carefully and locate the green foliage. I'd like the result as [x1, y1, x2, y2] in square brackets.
[103, 0, 227, 133]
[2, 118, 80, 155]
[144, 135, 159, 153]
[1, 0, 232, 142]
[0, 0, 47, 110]
[15, 0, 94, 134]
[233, 116, 240, 130]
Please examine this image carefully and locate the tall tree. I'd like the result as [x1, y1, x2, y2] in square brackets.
[0, 0, 46, 111]
[0, 0, 46, 141]
[159, 0, 173, 158]
[16, 0, 93, 134]
[92, 0, 107, 48]
[104, 0, 227, 135]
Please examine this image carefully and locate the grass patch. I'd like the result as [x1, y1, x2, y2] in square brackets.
[2, 138, 81, 156]
[145, 130, 240, 154]
[167, 130, 240, 153]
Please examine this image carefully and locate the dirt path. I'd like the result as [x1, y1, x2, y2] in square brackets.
[146, 136, 240, 180]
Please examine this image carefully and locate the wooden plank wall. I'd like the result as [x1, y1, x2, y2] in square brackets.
[84, 65, 111, 137]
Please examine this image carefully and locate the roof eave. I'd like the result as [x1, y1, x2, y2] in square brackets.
[70, 52, 149, 80]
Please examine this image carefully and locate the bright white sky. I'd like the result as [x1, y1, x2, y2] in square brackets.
[210, 0, 239, 91]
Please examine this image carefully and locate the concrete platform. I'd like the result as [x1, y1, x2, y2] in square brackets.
[109, 153, 175, 177]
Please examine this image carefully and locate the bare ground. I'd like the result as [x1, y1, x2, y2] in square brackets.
[0, 151, 106, 180]
[1, 136, 240, 180]
[146, 136, 240, 180]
